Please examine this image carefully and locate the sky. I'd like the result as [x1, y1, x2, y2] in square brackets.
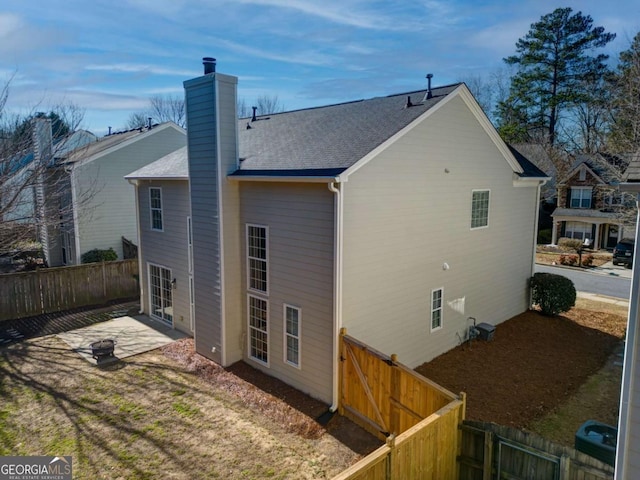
[1, 1, 639, 136]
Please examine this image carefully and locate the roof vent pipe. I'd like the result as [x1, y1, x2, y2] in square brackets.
[147, 117, 152, 129]
[108, 126, 112, 136]
[203, 57, 216, 75]
[405, 96, 413, 108]
[251, 106, 257, 122]
[426, 73, 433, 100]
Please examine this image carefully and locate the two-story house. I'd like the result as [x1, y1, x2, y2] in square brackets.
[551, 153, 635, 249]
[44, 122, 186, 266]
[126, 58, 547, 407]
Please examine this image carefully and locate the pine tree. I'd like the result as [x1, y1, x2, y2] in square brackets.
[497, 7, 615, 146]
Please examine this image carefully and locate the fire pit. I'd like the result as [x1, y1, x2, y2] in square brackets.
[90, 339, 116, 360]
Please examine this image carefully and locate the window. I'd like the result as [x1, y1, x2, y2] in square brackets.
[284, 305, 301, 368]
[570, 187, 592, 209]
[187, 216, 193, 274]
[471, 190, 490, 229]
[565, 221, 592, 241]
[149, 264, 173, 325]
[150, 187, 163, 231]
[189, 275, 195, 332]
[248, 295, 268, 365]
[247, 224, 268, 293]
[431, 288, 443, 331]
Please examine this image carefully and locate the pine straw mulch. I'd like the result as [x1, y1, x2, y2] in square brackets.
[161, 338, 380, 454]
[161, 339, 326, 438]
[415, 306, 626, 429]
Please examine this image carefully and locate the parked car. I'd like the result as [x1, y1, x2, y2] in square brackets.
[613, 239, 635, 268]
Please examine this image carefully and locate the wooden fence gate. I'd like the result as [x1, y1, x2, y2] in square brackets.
[333, 330, 465, 479]
[459, 421, 614, 480]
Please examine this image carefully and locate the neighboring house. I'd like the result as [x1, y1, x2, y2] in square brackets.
[551, 153, 635, 249]
[43, 122, 186, 266]
[127, 59, 547, 406]
[0, 119, 97, 240]
[615, 151, 640, 480]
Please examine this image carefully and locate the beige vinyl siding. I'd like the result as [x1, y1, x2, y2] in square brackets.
[240, 182, 334, 404]
[73, 126, 186, 263]
[138, 180, 193, 335]
[342, 95, 538, 368]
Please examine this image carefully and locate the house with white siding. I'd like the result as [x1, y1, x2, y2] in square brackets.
[44, 122, 186, 266]
[126, 58, 547, 406]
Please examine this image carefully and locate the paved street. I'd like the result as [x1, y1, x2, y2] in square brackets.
[535, 263, 632, 300]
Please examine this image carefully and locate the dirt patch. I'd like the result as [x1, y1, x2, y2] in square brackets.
[415, 304, 626, 431]
[536, 246, 612, 267]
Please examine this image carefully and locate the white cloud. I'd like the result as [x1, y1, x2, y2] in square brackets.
[84, 63, 197, 77]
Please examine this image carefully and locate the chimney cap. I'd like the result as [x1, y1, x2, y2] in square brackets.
[203, 57, 216, 74]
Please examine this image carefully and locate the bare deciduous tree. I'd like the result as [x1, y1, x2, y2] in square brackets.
[0, 79, 96, 264]
[127, 94, 186, 129]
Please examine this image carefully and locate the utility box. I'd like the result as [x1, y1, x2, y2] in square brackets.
[476, 323, 495, 341]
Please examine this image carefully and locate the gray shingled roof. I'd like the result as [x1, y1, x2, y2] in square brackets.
[235, 85, 459, 174]
[125, 146, 189, 180]
[125, 84, 547, 180]
[623, 151, 640, 182]
[551, 207, 618, 220]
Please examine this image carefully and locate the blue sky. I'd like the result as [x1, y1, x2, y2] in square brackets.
[1, 1, 638, 136]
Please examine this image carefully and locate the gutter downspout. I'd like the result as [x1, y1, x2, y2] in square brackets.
[614, 193, 640, 479]
[69, 167, 82, 265]
[530, 179, 547, 307]
[128, 179, 145, 314]
[328, 180, 343, 412]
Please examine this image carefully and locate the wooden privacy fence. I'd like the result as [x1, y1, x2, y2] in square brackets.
[459, 421, 615, 480]
[0, 259, 138, 321]
[333, 330, 466, 479]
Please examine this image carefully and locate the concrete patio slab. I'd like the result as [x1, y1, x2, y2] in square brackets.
[57, 315, 187, 365]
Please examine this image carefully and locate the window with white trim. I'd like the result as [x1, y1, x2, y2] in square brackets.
[248, 295, 268, 364]
[565, 221, 592, 241]
[570, 187, 592, 208]
[247, 224, 268, 293]
[149, 263, 173, 325]
[149, 187, 163, 231]
[471, 190, 490, 229]
[431, 288, 443, 331]
[187, 216, 193, 274]
[284, 305, 301, 368]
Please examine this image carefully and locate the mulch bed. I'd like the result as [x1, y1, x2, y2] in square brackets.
[415, 308, 625, 428]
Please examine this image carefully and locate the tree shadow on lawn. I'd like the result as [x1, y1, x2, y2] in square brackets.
[0, 339, 203, 478]
[415, 308, 624, 429]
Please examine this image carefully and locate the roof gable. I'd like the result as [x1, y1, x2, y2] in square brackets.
[66, 122, 186, 168]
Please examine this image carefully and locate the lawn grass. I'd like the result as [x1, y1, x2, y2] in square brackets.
[0, 336, 362, 479]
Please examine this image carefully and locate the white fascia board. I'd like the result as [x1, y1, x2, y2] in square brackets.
[70, 122, 186, 169]
[562, 162, 607, 185]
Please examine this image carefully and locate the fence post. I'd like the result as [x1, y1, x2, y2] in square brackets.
[483, 430, 494, 480]
[102, 261, 107, 300]
[559, 454, 571, 480]
[390, 354, 400, 435]
[386, 434, 396, 480]
[338, 328, 347, 417]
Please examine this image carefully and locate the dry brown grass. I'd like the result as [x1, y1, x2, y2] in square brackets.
[0, 336, 374, 479]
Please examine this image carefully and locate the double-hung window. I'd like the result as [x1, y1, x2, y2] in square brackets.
[150, 187, 163, 231]
[570, 187, 592, 209]
[471, 190, 490, 229]
[247, 225, 268, 293]
[248, 295, 269, 365]
[284, 305, 301, 368]
[431, 288, 443, 331]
